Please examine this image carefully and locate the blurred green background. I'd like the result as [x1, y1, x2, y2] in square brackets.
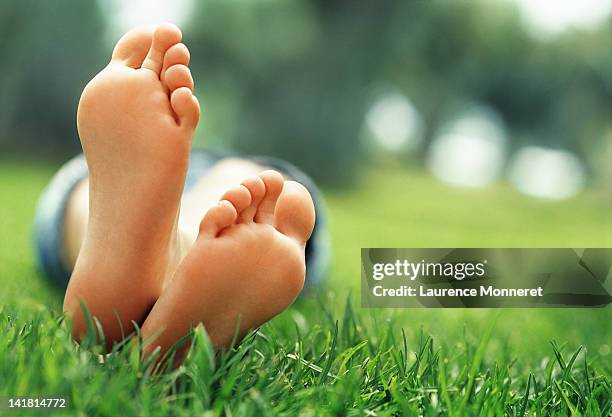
[1, 0, 611, 188]
[0, 0, 610, 360]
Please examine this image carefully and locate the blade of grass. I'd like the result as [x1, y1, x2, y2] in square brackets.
[439, 354, 454, 417]
[458, 313, 498, 413]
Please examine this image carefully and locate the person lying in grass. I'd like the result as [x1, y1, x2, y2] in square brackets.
[33, 23, 328, 365]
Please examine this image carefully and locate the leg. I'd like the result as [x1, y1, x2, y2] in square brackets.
[63, 23, 200, 348]
[61, 156, 326, 279]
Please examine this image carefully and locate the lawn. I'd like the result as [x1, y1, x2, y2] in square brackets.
[0, 158, 610, 416]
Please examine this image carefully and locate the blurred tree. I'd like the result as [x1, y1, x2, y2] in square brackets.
[187, 0, 610, 184]
[188, 0, 401, 184]
[1, 0, 608, 186]
[383, 0, 611, 172]
[0, 0, 104, 157]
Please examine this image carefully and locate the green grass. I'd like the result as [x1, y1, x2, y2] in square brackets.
[0, 159, 610, 416]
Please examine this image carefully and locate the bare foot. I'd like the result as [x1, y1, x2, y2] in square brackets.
[64, 24, 200, 346]
[141, 171, 315, 360]
[179, 158, 268, 243]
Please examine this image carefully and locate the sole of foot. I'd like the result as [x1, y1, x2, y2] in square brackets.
[141, 170, 315, 362]
[64, 23, 200, 347]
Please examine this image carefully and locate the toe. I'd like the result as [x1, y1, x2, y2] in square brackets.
[141, 23, 182, 76]
[171, 87, 200, 129]
[237, 175, 266, 223]
[220, 185, 252, 215]
[254, 170, 284, 224]
[162, 43, 190, 82]
[199, 200, 237, 237]
[111, 25, 155, 68]
[164, 64, 194, 91]
[274, 181, 315, 243]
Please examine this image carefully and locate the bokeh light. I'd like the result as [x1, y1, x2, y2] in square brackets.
[508, 146, 586, 200]
[366, 93, 424, 152]
[102, 0, 194, 36]
[427, 106, 506, 188]
[513, 0, 612, 38]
